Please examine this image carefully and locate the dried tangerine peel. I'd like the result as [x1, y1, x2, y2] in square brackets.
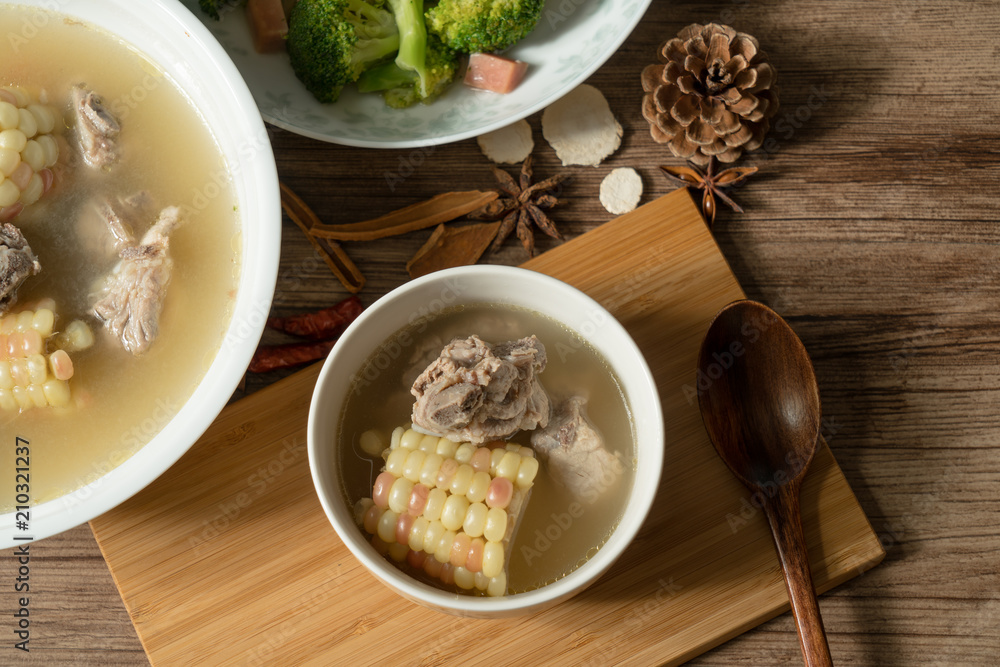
[542, 84, 623, 167]
[477, 120, 534, 165]
[599, 168, 643, 215]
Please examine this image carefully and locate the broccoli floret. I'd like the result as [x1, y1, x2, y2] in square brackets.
[425, 0, 543, 53]
[357, 35, 458, 108]
[287, 0, 401, 103]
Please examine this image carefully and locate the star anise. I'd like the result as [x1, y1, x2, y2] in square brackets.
[659, 157, 757, 228]
[470, 155, 566, 256]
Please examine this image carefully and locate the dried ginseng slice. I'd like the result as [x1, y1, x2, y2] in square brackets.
[355, 427, 539, 597]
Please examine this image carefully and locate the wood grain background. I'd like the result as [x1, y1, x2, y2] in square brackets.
[3, 0, 998, 664]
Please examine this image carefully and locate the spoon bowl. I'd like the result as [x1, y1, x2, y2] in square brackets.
[697, 300, 833, 666]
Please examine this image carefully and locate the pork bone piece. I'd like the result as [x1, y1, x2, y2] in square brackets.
[0, 223, 41, 315]
[411, 335, 550, 444]
[93, 206, 181, 355]
[73, 85, 121, 168]
[531, 396, 623, 501]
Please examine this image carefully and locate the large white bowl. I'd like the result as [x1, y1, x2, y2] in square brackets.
[0, 0, 280, 547]
[179, 0, 654, 147]
[308, 266, 664, 617]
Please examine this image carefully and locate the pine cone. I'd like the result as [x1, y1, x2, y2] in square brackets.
[641, 23, 779, 166]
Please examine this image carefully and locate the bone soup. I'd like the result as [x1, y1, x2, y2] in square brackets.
[0, 7, 240, 507]
[338, 304, 636, 596]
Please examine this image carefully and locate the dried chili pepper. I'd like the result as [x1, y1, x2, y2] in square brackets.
[266, 296, 363, 340]
[248, 339, 336, 373]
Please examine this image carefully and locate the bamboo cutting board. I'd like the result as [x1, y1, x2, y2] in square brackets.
[91, 189, 884, 666]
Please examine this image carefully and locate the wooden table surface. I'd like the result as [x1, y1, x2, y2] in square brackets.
[6, 0, 999, 664]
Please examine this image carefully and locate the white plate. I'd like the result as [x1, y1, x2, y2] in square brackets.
[178, 0, 652, 147]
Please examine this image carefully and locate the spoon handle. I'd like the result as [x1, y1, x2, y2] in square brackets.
[763, 481, 834, 667]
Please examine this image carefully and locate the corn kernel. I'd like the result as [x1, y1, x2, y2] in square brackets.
[31, 309, 53, 337]
[399, 428, 422, 449]
[0, 387, 15, 411]
[435, 437, 458, 459]
[455, 443, 475, 464]
[26, 383, 46, 408]
[20, 173, 43, 206]
[21, 139, 44, 172]
[453, 566, 475, 590]
[423, 520, 445, 555]
[434, 530, 456, 563]
[27, 104, 55, 134]
[449, 464, 474, 497]
[26, 353, 46, 384]
[0, 180, 18, 208]
[0, 129, 26, 152]
[463, 502, 488, 538]
[358, 429, 383, 457]
[484, 507, 508, 543]
[482, 542, 504, 578]
[384, 447, 409, 476]
[0, 102, 17, 130]
[377, 509, 398, 543]
[466, 471, 491, 503]
[419, 453, 443, 487]
[389, 426, 404, 450]
[408, 516, 429, 552]
[12, 385, 30, 410]
[402, 449, 425, 482]
[486, 571, 506, 597]
[423, 487, 446, 522]
[496, 451, 521, 480]
[13, 311, 32, 332]
[516, 456, 539, 489]
[440, 494, 469, 532]
[387, 477, 414, 514]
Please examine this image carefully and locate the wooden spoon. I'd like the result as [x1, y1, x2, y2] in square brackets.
[697, 300, 834, 667]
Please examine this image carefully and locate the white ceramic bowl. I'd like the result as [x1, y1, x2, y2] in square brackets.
[0, 0, 280, 547]
[308, 266, 663, 617]
[179, 0, 654, 147]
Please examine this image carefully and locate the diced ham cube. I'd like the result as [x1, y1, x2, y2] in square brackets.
[464, 53, 529, 94]
[247, 0, 288, 54]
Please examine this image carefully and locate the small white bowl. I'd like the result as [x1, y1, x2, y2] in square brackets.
[308, 266, 663, 617]
[0, 0, 279, 547]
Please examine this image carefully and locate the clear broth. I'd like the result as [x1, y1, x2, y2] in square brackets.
[1, 7, 240, 508]
[338, 304, 636, 593]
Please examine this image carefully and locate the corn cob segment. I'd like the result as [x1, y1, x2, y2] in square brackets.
[357, 427, 538, 596]
[0, 303, 85, 412]
[0, 86, 61, 221]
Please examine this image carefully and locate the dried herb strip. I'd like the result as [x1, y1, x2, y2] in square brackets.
[308, 190, 499, 242]
[279, 182, 365, 293]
